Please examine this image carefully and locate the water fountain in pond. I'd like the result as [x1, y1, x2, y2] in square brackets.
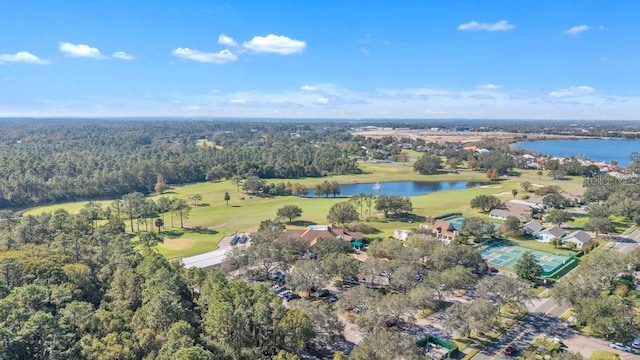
[372, 181, 383, 192]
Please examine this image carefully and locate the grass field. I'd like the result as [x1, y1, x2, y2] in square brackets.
[23, 161, 592, 259]
[569, 214, 629, 233]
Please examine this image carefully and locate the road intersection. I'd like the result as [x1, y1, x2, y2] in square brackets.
[472, 229, 639, 360]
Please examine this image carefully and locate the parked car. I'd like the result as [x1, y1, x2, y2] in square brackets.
[284, 293, 300, 301]
[632, 338, 640, 349]
[326, 294, 339, 303]
[316, 289, 331, 298]
[279, 290, 293, 298]
[609, 342, 631, 352]
[503, 346, 516, 356]
[343, 276, 360, 285]
[268, 271, 286, 282]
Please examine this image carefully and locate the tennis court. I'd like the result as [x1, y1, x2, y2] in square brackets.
[477, 239, 574, 275]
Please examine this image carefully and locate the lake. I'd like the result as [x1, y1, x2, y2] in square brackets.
[515, 139, 640, 167]
[307, 180, 485, 197]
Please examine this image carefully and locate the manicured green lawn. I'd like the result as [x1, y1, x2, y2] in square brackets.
[589, 350, 621, 360]
[156, 229, 223, 259]
[569, 214, 629, 234]
[22, 162, 590, 259]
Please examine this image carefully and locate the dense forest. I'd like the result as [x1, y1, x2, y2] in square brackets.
[0, 208, 335, 359]
[0, 120, 360, 207]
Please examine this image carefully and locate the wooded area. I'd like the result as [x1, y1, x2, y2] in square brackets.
[0, 206, 330, 359]
[0, 120, 360, 206]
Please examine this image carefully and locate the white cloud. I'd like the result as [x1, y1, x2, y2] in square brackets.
[218, 34, 237, 47]
[172, 48, 237, 64]
[314, 97, 330, 105]
[243, 34, 306, 54]
[0, 51, 50, 65]
[565, 25, 591, 35]
[59, 42, 105, 59]
[7, 81, 640, 120]
[359, 34, 390, 46]
[458, 20, 515, 31]
[300, 85, 317, 91]
[112, 51, 135, 60]
[548, 85, 595, 98]
[477, 83, 502, 90]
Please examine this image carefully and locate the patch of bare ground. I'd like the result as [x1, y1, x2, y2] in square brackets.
[350, 129, 586, 144]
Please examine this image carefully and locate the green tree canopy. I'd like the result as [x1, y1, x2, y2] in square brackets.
[327, 202, 359, 224]
[470, 195, 502, 213]
[413, 154, 442, 175]
[276, 205, 303, 224]
[515, 251, 543, 281]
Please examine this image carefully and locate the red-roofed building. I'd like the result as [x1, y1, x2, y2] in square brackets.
[430, 219, 460, 243]
[286, 224, 363, 248]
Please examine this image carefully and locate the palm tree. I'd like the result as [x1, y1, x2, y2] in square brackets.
[155, 218, 164, 233]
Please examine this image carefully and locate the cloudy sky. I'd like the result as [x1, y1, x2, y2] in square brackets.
[1, 1, 639, 119]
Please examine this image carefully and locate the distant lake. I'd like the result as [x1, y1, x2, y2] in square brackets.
[515, 139, 640, 167]
[307, 180, 485, 197]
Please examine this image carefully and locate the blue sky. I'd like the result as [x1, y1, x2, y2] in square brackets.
[1, 0, 639, 119]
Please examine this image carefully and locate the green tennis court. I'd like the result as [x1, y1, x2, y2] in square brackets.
[477, 239, 574, 276]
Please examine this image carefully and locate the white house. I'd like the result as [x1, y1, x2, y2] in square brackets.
[523, 221, 544, 236]
[393, 229, 410, 241]
[536, 225, 566, 243]
[562, 230, 591, 248]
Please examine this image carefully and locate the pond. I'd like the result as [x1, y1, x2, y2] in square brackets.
[515, 139, 640, 167]
[307, 180, 485, 197]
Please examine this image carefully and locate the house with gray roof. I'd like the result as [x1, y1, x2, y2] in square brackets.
[535, 225, 566, 242]
[490, 200, 535, 222]
[523, 221, 544, 236]
[562, 230, 591, 248]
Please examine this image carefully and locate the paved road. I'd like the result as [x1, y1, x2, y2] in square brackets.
[472, 296, 637, 360]
[473, 228, 640, 360]
[610, 228, 640, 253]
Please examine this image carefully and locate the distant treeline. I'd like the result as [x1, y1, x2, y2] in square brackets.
[0, 120, 360, 206]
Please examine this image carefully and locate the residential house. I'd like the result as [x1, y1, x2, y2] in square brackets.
[535, 225, 566, 243]
[285, 224, 363, 249]
[393, 229, 410, 241]
[430, 219, 460, 243]
[562, 230, 591, 248]
[490, 200, 540, 222]
[523, 221, 544, 236]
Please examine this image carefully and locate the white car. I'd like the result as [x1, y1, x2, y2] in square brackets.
[278, 290, 293, 298]
[609, 342, 631, 352]
[632, 338, 640, 349]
